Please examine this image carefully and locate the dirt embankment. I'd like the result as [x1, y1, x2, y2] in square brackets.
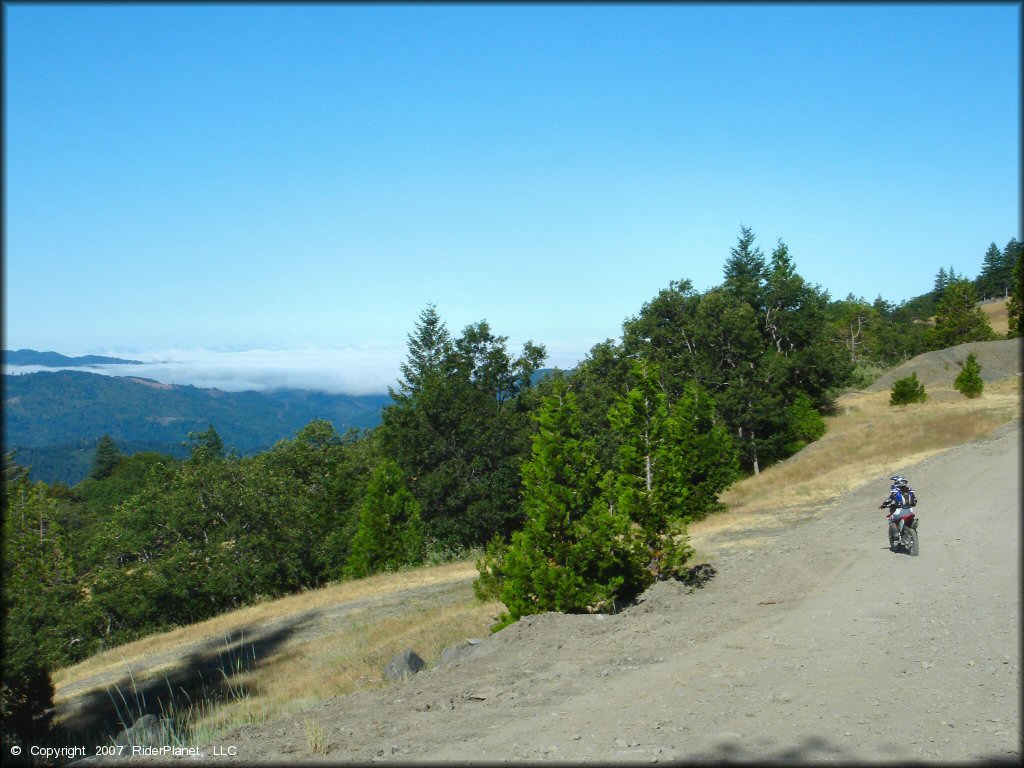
[867, 338, 1020, 392]
[153, 419, 1019, 764]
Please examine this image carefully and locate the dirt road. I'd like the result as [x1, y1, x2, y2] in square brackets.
[144, 420, 1020, 763]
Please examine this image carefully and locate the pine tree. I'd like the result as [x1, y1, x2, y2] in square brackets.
[975, 243, 1003, 299]
[608, 361, 736, 574]
[346, 460, 424, 579]
[1007, 240, 1023, 338]
[933, 266, 948, 299]
[890, 372, 927, 406]
[393, 304, 454, 398]
[722, 226, 766, 311]
[954, 352, 984, 399]
[187, 425, 224, 462]
[89, 435, 122, 480]
[926, 279, 997, 349]
[492, 381, 647, 627]
[382, 308, 546, 547]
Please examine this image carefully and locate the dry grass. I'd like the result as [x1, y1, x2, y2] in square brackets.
[690, 375, 1019, 556]
[53, 559, 500, 745]
[186, 597, 500, 737]
[303, 716, 330, 755]
[980, 299, 1009, 335]
[53, 561, 477, 690]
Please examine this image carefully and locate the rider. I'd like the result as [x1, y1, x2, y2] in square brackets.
[879, 475, 915, 543]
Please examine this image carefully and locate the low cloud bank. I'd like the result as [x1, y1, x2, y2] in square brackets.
[4, 341, 593, 395]
[4, 346, 406, 395]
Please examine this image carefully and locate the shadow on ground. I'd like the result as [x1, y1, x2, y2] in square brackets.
[684, 735, 1018, 765]
[54, 611, 318, 744]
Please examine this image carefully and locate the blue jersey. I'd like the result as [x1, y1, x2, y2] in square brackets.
[883, 485, 915, 509]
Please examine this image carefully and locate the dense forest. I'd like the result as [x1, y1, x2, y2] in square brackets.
[2, 373, 392, 486]
[3, 230, 1021, 746]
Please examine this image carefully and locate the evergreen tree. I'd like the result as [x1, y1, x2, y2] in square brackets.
[187, 425, 224, 462]
[2, 460, 86, 743]
[394, 304, 454, 397]
[89, 435, 122, 480]
[890, 372, 927, 406]
[607, 361, 735, 573]
[975, 243, 1004, 299]
[954, 352, 984, 399]
[722, 226, 766, 311]
[1007, 239, 1023, 338]
[379, 307, 545, 547]
[346, 460, 424, 579]
[784, 393, 827, 455]
[933, 266, 948, 299]
[926, 279, 997, 349]
[490, 381, 647, 628]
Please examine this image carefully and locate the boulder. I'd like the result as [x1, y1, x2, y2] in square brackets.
[434, 639, 484, 670]
[383, 649, 425, 681]
[113, 714, 174, 747]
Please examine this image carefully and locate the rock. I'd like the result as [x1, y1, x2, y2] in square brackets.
[114, 714, 174, 747]
[384, 649, 425, 681]
[434, 641, 478, 670]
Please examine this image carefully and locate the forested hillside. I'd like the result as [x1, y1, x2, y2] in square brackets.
[3, 372, 390, 485]
[2, 229, 1020, 751]
[2, 350, 143, 367]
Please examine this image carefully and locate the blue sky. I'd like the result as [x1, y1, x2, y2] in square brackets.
[4, 3, 1020, 393]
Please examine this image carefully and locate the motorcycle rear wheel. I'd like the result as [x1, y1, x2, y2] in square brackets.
[907, 528, 919, 556]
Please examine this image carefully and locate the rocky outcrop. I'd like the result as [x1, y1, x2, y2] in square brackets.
[383, 649, 425, 681]
[433, 638, 484, 670]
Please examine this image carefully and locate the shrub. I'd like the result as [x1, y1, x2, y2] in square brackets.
[954, 352, 984, 398]
[784, 394, 827, 454]
[890, 372, 927, 406]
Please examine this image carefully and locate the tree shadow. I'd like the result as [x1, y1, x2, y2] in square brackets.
[681, 734, 1019, 765]
[53, 610, 318, 744]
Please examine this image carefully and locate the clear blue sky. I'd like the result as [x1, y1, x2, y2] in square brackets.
[4, 3, 1020, 392]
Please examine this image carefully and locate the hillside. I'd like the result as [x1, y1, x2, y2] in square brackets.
[979, 298, 1010, 335]
[3, 349, 144, 366]
[55, 339, 1021, 763]
[865, 338, 1019, 392]
[3, 370, 390, 484]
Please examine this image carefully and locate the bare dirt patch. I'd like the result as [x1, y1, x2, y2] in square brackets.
[866, 338, 1019, 392]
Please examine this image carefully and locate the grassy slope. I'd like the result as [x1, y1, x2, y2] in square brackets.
[981, 298, 1009, 335]
[51, 341, 1021, 745]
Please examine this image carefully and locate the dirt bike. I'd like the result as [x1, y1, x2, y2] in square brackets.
[881, 506, 919, 555]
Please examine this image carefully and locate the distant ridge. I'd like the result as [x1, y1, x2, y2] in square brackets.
[4, 369, 391, 485]
[3, 348, 144, 367]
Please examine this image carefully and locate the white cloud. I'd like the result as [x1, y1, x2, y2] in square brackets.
[5, 345, 407, 395]
[4, 340, 595, 395]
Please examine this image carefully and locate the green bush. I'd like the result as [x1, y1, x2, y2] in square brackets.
[784, 394, 827, 454]
[890, 372, 927, 406]
[954, 352, 984, 398]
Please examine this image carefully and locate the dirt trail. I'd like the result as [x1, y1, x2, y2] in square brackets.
[169, 420, 1019, 763]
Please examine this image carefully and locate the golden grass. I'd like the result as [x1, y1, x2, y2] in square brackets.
[303, 716, 330, 755]
[981, 300, 1009, 335]
[690, 375, 1019, 556]
[53, 558, 500, 745]
[53, 561, 477, 690]
[188, 598, 500, 739]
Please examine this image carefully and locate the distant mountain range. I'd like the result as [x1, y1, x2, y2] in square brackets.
[3, 349, 144, 366]
[3, 369, 391, 486]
